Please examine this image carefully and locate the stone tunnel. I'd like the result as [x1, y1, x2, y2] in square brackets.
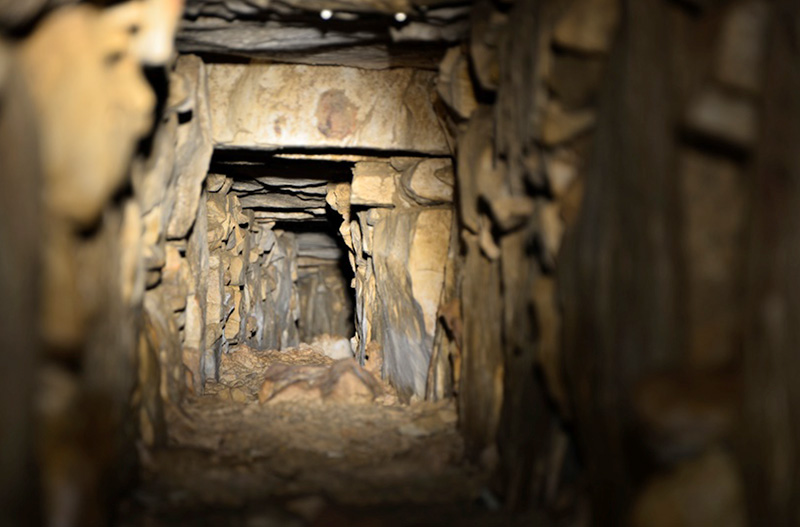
[0, 0, 795, 526]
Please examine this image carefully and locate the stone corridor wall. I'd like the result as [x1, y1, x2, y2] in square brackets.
[5, 1, 799, 525]
[328, 158, 455, 400]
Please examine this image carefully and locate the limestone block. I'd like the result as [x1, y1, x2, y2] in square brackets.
[538, 200, 565, 267]
[408, 208, 452, 338]
[228, 254, 246, 286]
[19, 5, 156, 226]
[132, 114, 177, 215]
[437, 46, 477, 120]
[182, 293, 204, 394]
[167, 55, 214, 239]
[207, 63, 448, 154]
[545, 150, 579, 198]
[227, 193, 250, 227]
[206, 173, 227, 193]
[160, 243, 189, 312]
[224, 288, 242, 342]
[143, 289, 185, 405]
[205, 253, 224, 347]
[401, 158, 454, 204]
[239, 193, 326, 210]
[207, 192, 232, 249]
[350, 162, 397, 207]
[119, 200, 144, 306]
[372, 210, 446, 399]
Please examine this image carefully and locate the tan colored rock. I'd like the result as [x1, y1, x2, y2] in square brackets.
[19, 4, 157, 226]
[372, 209, 450, 398]
[350, 162, 397, 207]
[409, 209, 453, 338]
[541, 102, 596, 146]
[207, 192, 232, 249]
[205, 254, 224, 347]
[487, 196, 536, 232]
[363, 341, 384, 377]
[553, 0, 620, 54]
[545, 150, 579, 198]
[183, 293, 203, 350]
[119, 200, 144, 306]
[437, 46, 477, 120]
[228, 254, 246, 287]
[166, 54, 214, 239]
[238, 193, 326, 210]
[538, 200, 565, 267]
[401, 158, 454, 204]
[161, 244, 191, 312]
[224, 287, 243, 342]
[207, 63, 448, 154]
[206, 173, 227, 193]
[326, 366, 378, 404]
[230, 387, 249, 403]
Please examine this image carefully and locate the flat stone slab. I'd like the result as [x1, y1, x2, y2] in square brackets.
[206, 63, 449, 154]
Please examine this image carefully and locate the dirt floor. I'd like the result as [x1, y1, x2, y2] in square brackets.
[116, 343, 534, 526]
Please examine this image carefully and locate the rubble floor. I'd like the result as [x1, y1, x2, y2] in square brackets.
[117, 343, 533, 526]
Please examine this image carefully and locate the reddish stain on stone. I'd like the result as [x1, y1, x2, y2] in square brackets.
[316, 89, 358, 139]
[274, 116, 285, 136]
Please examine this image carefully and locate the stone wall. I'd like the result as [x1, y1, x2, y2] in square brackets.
[328, 158, 455, 400]
[5, 1, 799, 525]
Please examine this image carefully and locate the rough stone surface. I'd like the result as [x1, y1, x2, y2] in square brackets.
[19, 5, 156, 226]
[401, 158, 454, 204]
[207, 63, 449, 154]
[350, 162, 398, 207]
[166, 55, 214, 239]
[408, 208, 452, 337]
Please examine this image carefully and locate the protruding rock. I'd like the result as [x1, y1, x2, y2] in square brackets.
[20, 4, 156, 226]
[350, 162, 397, 207]
[166, 55, 214, 240]
[401, 159, 454, 205]
[437, 47, 477, 120]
